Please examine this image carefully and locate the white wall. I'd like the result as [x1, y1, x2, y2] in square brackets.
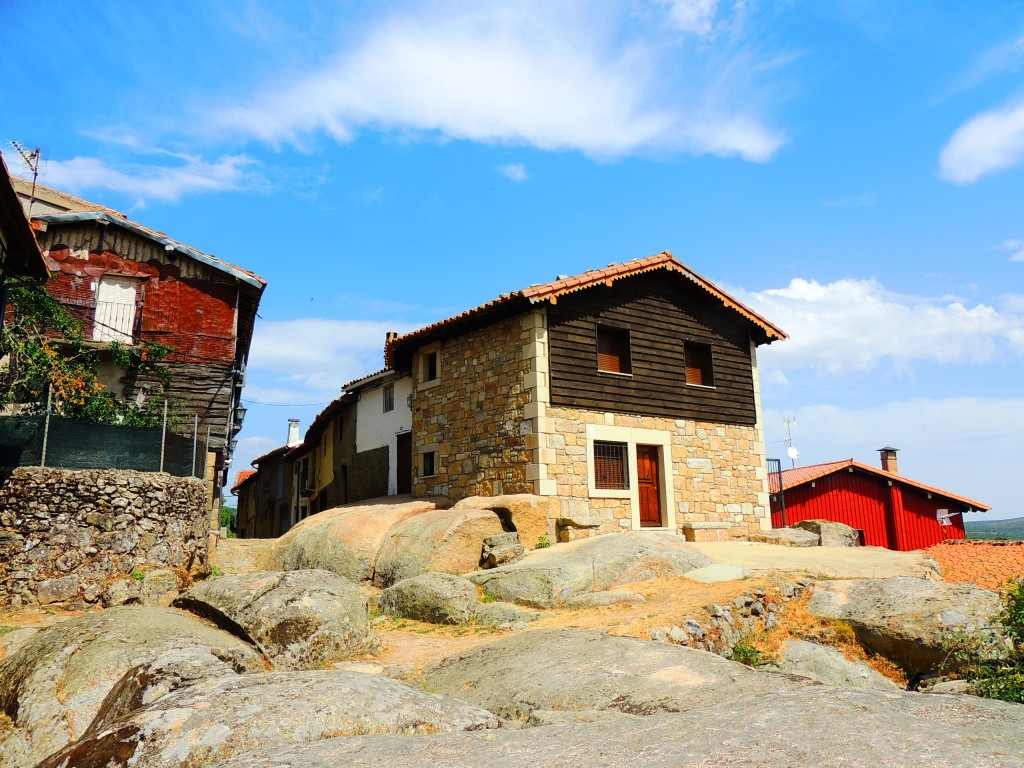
[355, 374, 412, 495]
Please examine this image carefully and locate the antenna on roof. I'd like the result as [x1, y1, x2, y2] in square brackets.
[783, 416, 799, 468]
[8, 141, 42, 218]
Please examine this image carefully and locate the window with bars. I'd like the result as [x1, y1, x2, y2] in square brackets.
[596, 326, 631, 374]
[684, 341, 714, 387]
[594, 441, 629, 489]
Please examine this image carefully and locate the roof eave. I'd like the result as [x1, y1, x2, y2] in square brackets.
[34, 211, 266, 290]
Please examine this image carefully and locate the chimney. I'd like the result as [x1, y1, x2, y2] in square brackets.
[287, 418, 301, 447]
[878, 447, 899, 474]
[385, 331, 399, 345]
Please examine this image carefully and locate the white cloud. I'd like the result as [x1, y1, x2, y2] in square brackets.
[247, 318, 416, 402]
[497, 163, 528, 181]
[763, 397, 1024, 519]
[738, 278, 1024, 375]
[40, 153, 264, 205]
[939, 99, 1024, 184]
[658, 0, 721, 37]
[996, 238, 1024, 261]
[213, 2, 785, 162]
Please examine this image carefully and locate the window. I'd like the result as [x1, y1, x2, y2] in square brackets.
[683, 341, 714, 387]
[596, 326, 631, 374]
[423, 351, 438, 381]
[94, 276, 138, 343]
[383, 383, 395, 412]
[422, 451, 436, 477]
[593, 441, 629, 490]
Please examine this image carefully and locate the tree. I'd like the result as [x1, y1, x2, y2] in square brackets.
[0, 285, 173, 425]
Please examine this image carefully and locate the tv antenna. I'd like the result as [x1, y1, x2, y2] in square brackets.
[8, 141, 42, 217]
[783, 416, 799, 468]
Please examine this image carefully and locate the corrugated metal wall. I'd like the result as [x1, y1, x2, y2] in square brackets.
[770, 468, 966, 551]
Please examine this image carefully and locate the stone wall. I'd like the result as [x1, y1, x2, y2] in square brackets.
[543, 406, 772, 540]
[412, 315, 534, 499]
[0, 467, 209, 609]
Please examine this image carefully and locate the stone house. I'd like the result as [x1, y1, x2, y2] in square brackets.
[11, 177, 265, 489]
[231, 469, 258, 538]
[381, 251, 786, 542]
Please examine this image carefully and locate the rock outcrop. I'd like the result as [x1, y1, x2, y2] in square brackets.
[747, 527, 820, 547]
[374, 508, 507, 587]
[174, 570, 372, 670]
[380, 573, 478, 625]
[0, 606, 264, 768]
[417, 628, 809, 719]
[808, 577, 1007, 675]
[792, 519, 860, 547]
[769, 639, 900, 690]
[452, 494, 553, 551]
[209, 686, 1024, 768]
[466, 532, 710, 608]
[256, 499, 436, 582]
[36, 670, 501, 768]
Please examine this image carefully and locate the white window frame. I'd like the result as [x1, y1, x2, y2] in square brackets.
[585, 423, 676, 531]
[93, 276, 139, 344]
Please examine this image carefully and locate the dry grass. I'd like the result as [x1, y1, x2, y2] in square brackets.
[741, 595, 907, 686]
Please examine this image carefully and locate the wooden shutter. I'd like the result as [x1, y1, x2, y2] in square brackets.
[684, 342, 713, 386]
[597, 327, 630, 374]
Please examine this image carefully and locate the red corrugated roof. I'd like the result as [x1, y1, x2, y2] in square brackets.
[772, 459, 989, 511]
[384, 250, 786, 368]
[231, 470, 256, 492]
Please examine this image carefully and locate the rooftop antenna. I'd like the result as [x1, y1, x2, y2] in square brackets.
[8, 141, 42, 218]
[783, 416, 799, 468]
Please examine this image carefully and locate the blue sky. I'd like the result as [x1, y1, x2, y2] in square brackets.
[2, 1, 1022, 519]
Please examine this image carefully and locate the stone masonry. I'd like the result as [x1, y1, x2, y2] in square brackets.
[412, 314, 534, 499]
[0, 467, 209, 608]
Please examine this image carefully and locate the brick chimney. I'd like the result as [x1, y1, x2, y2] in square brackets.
[385, 331, 399, 344]
[878, 447, 899, 474]
[287, 418, 301, 447]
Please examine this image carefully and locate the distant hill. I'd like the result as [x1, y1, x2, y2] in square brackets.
[965, 517, 1024, 541]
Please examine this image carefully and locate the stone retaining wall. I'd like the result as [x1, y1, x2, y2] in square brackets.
[0, 467, 209, 609]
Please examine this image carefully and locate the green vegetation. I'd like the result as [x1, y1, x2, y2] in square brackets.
[0, 285, 173, 425]
[730, 633, 774, 667]
[947, 580, 1024, 703]
[536, 535, 551, 549]
[480, 592, 498, 604]
[965, 517, 1024, 541]
[209, 565, 224, 579]
[220, 502, 237, 537]
[130, 569, 146, 581]
[0, 626, 14, 636]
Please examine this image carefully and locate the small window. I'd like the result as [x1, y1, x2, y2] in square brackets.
[684, 341, 714, 387]
[597, 326, 631, 374]
[422, 451, 436, 477]
[383, 383, 395, 412]
[594, 441, 629, 490]
[423, 350, 438, 382]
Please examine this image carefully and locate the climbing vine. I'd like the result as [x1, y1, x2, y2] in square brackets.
[0, 285, 174, 426]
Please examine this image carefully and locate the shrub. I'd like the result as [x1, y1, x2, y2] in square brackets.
[947, 579, 1024, 703]
[536, 535, 551, 549]
[730, 634, 773, 668]
[130, 570, 146, 581]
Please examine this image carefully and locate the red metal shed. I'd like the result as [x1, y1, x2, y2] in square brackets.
[769, 449, 989, 551]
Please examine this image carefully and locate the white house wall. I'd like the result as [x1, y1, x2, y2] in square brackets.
[355, 375, 413, 495]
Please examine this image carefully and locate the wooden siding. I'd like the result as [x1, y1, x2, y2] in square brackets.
[770, 468, 968, 551]
[547, 272, 758, 424]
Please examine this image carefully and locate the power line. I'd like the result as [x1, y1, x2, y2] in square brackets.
[242, 398, 334, 407]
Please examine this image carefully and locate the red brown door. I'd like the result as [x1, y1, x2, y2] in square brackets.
[396, 432, 412, 495]
[637, 445, 662, 527]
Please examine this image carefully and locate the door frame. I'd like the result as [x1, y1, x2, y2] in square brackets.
[585, 424, 675, 532]
[636, 444, 664, 527]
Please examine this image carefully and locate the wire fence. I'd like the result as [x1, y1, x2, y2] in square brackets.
[0, 406, 208, 478]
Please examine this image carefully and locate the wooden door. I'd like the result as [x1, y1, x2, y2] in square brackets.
[396, 432, 412, 495]
[637, 445, 662, 527]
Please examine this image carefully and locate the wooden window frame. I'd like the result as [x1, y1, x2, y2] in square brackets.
[683, 341, 715, 388]
[382, 383, 395, 412]
[418, 343, 442, 390]
[596, 325, 632, 376]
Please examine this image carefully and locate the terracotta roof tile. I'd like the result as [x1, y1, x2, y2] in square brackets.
[230, 470, 256, 492]
[925, 541, 1024, 590]
[385, 250, 787, 367]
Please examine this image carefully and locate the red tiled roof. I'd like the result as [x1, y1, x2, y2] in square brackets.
[251, 443, 291, 466]
[231, 470, 256, 492]
[342, 368, 391, 391]
[771, 459, 989, 512]
[384, 250, 787, 368]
